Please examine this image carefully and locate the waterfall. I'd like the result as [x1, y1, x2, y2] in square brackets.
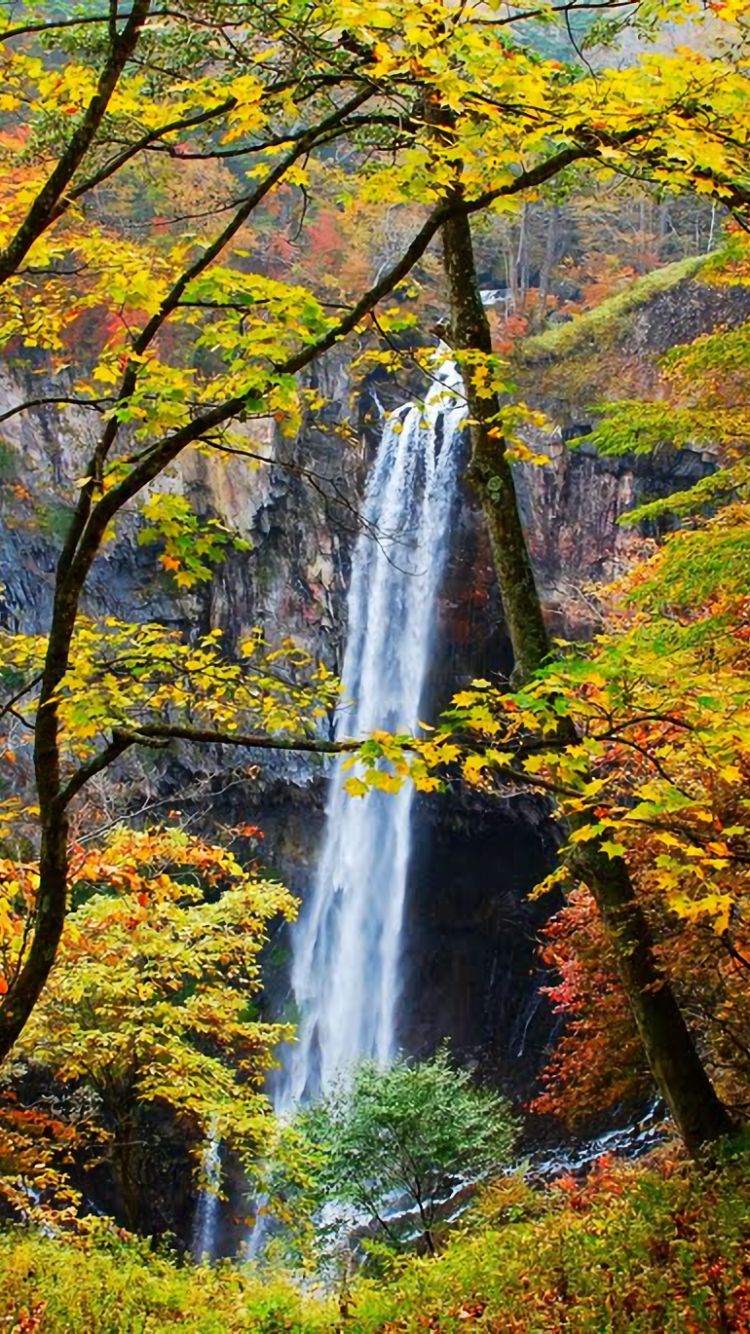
[277, 353, 465, 1109]
[192, 1128, 222, 1261]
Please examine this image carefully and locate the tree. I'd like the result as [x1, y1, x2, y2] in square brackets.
[3, 0, 750, 1093]
[1, 824, 297, 1233]
[439, 207, 735, 1152]
[360, 292, 750, 1140]
[286, 1051, 517, 1257]
[520, 251, 750, 1129]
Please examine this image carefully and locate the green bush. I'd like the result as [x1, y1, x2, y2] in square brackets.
[285, 1050, 518, 1256]
[36, 499, 75, 542]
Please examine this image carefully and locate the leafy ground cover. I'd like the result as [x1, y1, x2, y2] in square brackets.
[351, 1144, 750, 1332]
[2, 1144, 750, 1331]
[0, 1230, 333, 1334]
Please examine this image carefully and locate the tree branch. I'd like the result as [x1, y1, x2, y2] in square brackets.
[471, 0, 638, 25]
[144, 112, 407, 161]
[55, 731, 137, 813]
[55, 719, 588, 809]
[0, 397, 110, 426]
[0, 9, 144, 40]
[0, 0, 153, 286]
[65, 98, 238, 204]
[0, 672, 44, 724]
[55, 723, 363, 810]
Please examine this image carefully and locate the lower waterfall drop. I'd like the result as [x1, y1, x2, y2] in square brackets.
[192, 1127, 222, 1261]
[277, 353, 465, 1110]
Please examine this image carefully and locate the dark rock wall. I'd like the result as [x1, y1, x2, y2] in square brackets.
[399, 792, 558, 1097]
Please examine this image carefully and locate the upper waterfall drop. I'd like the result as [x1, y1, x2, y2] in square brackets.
[277, 352, 466, 1110]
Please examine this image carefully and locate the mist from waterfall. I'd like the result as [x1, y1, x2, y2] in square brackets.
[276, 354, 465, 1110]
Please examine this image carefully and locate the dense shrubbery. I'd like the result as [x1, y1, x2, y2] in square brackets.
[351, 1146, 750, 1332]
[0, 1228, 332, 1333]
[2, 1146, 750, 1331]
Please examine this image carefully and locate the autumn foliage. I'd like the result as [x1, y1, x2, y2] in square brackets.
[4, 0, 750, 1314]
[0, 825, 297, 1233]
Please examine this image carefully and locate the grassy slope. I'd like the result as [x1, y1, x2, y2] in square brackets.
[520, 256, 706, 364]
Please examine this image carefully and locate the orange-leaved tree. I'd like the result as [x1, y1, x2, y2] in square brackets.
[1, 824, 298, 1234]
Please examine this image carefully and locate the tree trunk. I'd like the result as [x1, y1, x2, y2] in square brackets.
[0, 819, 69, 1060]
[442, 211, 549, 686]
[441, 205, 734, 1153]
[0, 566, 82, 1062]
[575, 842, 735, 1151]
[109, 1102, 143, 1232]
[535, 205, 559, 332]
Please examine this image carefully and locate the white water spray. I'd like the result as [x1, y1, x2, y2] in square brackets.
[277, 354, 465, 1108]
[192, 1127, 222, 1261]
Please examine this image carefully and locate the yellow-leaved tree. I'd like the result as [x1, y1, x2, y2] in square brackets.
[3, 0, 750, 1156]
[1, 825, 299, 1234]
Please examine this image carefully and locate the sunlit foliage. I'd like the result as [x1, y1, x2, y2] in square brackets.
[0, 825, 297, 1230]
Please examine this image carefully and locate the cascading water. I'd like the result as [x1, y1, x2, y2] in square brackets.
[192, 1126, 222, 1261]
[276, 352, 465, 1110]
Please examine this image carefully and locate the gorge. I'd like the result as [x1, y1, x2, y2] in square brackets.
[5, 4, 750, 1323]
[2, 249, 750, 1260]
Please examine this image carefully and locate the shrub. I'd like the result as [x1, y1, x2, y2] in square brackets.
[287, 1050, 518, 1257]
[0, 1227, 334, 1332]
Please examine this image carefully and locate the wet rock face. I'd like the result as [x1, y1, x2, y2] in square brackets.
[399, 793, 559, 1098]
[0, 276, 724, 657]
[229, 778, 559, 1100]
[0, 349, 360, 664]
[514, 440, 714, 639]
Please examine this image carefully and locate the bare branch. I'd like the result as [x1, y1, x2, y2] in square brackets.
[118, 722, 360, 753]
[0, 396, 109, 426]
[0, 672, 44, 724]
[67, 97, 238, 203]
[56, 723, 361, 810]
[0, 9, 142, 40]
[471, 0, 638, 25]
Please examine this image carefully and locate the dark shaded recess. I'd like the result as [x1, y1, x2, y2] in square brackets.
[398, 790, 559, 1101]
[430, 474, 515, 693]
[1, 1066, 195, 1247]
[79, 1101, 196, 1244]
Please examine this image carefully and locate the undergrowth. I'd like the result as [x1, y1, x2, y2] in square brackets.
[1, 1144, 750, 1331]
[350, 1143, 750, 1332]
[0, 1231, 334, 1333]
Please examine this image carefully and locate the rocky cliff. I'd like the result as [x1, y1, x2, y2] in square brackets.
[2, 258, 749, 1114]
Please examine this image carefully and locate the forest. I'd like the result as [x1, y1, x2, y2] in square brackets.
[2, 0, 750, 1329]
